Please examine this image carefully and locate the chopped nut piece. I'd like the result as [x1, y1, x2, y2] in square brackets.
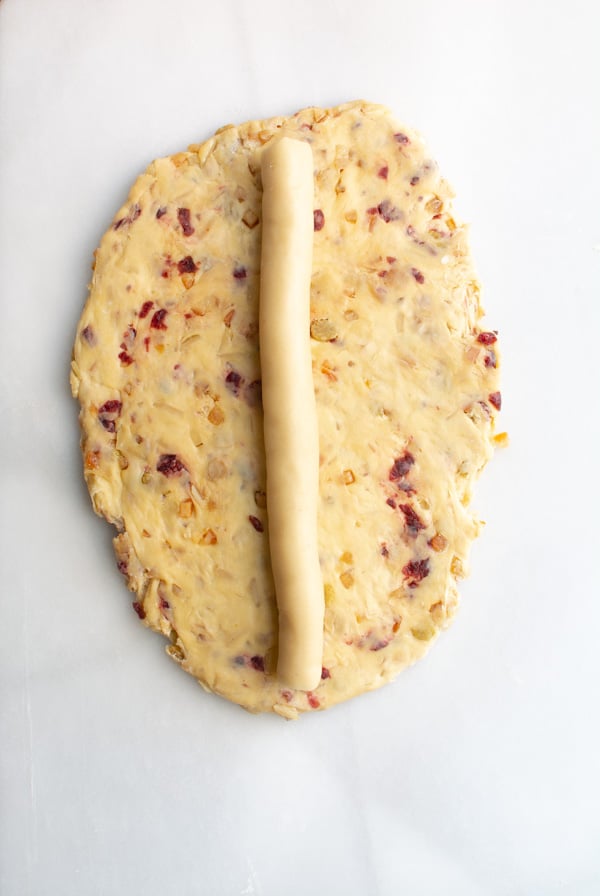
[450, 556, 465, 578]
[181, 272, 195, 290]
[425, 197, 443, 214]
[310, 318, 338, 341]
[178, 499, 194, 519]
[141, 471, 151, 484]
[242, 209, 259, 229]
[428, 533, 448, 552]
[85, 450, 100, 470]
[340, 570, 354, 589]
[342, 469, 355, 485]
[208, 405, 225, 426]
[207, 458, 227, 480]
[200, 528, 217, 545]
[429, 601, 445, 625]
[167, 643, 185, 662]
[171, 152, 188, 167]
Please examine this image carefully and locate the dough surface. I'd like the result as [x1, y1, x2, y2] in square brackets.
[71, 101, 501, 717]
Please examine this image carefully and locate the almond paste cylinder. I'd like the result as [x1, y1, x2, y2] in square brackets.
[260, 137, 324, 691]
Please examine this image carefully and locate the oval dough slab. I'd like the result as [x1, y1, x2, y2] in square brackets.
[70, 101, 501, 717]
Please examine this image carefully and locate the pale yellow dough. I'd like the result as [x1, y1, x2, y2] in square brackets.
[260, 138, 323, 692]
[71, 101, 501, 717]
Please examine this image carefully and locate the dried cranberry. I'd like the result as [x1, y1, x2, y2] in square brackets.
[399, 503, 425, 535]
[117, 559, 128, 576]
[250, 655, 265, 672]
[177, 207, 194, 237]
[410, 175, 420, 186]
[389, 452, 415, 481]
[225, 368, 244, 395]
[177, 255, 197, 274]
[402, 558, 430, 586]
[313, 209, 325, 231]
[394, 132, 410, 145]
[132, 601, 146, 619]
[156, 454, 186, 477]
[307, 693, 320, 708]
[98, 399, 122, 433]
[159, 596, 170, 611]
[113, 217, 127, 231]
[321, 667, 331, 680]
[248, 515, 264, 533]
[129, 204, 141, 223]
[412, 267, 425, 284]
[370, 639, 390, 651]
[381, 544, 389, 557]
[156, 207, 167, 219]
[81, 325, 96, 345]
[233, 265, 247, 280]
[386, 498, 397, 509]
[377, 166, 389, 180]
[118, 351, 133, 365]
[484, 350, 497, 368]
[477, 331, 497, 345]
[377, 200, 402, 223]
[244, 380, 262, 407]
[139, 300, 153, 319]
[150, 309, 168, 330]
[489, 391, 502, 411]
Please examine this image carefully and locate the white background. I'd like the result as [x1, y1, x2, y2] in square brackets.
[1, 1, 599, 893]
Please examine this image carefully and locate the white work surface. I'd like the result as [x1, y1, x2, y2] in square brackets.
[1, 2, 599, 894]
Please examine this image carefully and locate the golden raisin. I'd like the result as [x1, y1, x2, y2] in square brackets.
[208, 405, 225, 426]
[340, 551, 353, 564]
[340, 570, 354, 589]
[178, 499, 194, 519]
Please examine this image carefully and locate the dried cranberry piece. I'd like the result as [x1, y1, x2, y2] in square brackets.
[313, 209, 325, 231]
[248, 515, 264, 533]
[402, 558, 430, 587]
[159, 596, 170, 611]
[321, 667, 331, 680]
[386, 498, 397, 509]
[139, 300, 153, 319]
[377, 166, 389, 180]
[118, 351, 133, 365]
[232, 265, 247, 281]
[411, 267, 425, 284]
[484, 350, 497, 368]
[150, 309, 168, 330]
[410, 175, 420, 186]
[98, 399, 122, 433]
[156, 207, 167, 219]
[477, 331, 497, 345]
[377, 200, 402, 223]
[132, 601, 146, 619]
[129, 204, 141, 223]
[380, 544, 389, 557]
[399, 503, 424, 535]
[177, 255, 197, 274]
[394, 132, 410, 145]
[177, 207, 195, 237]
[225, 368, 244, 395]
[489, 391, 502, 411]
[156, 454, 186, 477]
[307, 693, 320, 708]
[117, 559, 128, 576]
[81, 325, 96, 345]
[389, 452, 415, 481]
[244, 380, 262, 408]
[250, 655, 265, 672]
[370, 639, 390, 651]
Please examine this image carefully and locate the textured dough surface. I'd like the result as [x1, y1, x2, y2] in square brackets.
[71, 101, 501, 717]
